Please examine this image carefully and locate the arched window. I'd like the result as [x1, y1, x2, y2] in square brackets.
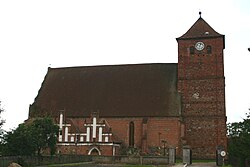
[129, 121, 135, 147]
[189, 46, 195, 54]
[207, 45, 212, 54]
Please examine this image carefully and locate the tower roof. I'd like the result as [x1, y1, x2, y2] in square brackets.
[177, 16, 223, 40]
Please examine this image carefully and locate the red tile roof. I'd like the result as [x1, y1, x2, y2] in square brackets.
[177, 17, 223, 40]
[29, 63, 181, 118]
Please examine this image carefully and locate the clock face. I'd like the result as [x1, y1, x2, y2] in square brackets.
[220, 151, 226, 157]
[195, 42, 205, 51]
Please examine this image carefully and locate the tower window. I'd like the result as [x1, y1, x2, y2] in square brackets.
[129, 121, 135, 147]
[207, 45, 212, 54]
[189, 46, 195, 54]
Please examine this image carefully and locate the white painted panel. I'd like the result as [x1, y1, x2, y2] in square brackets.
[86, 127, 90, 142]
[98, 127, 103, 142]
[65, 127, 68, 142]
[93, 117, 97, 138]
[59, 113, 63, 129]
[71, 136, 74, 142]
[80, 136, 84, 142]
[105, 136, 108, 142]
[59, 135, 62, 142]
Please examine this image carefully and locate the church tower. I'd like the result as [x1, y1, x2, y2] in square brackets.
[176, 13, 227, 158]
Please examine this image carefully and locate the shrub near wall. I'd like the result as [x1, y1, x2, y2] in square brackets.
[229, 156, 250, 167]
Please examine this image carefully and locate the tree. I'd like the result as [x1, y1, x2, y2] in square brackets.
[30, 117, 59, 155]
[2, 117, 59, 156]
[0, 101, 6, 154]
[0, 101, 5, 135]
[227, 111, 250, 166]
[2, 123, 36, 156]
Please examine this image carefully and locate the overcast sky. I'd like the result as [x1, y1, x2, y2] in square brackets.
[1, 0, 250, 130]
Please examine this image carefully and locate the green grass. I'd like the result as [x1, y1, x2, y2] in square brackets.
[192, 159, 215, 163]
[123, 166, 170, 167]
[44, 162, 93, 167]
[44, 164, 155, 167]
[43, 164, 162, 167]
[175, 158, 215, 163]
[123, 165, 164, 167]
[39, 160, 220, 167]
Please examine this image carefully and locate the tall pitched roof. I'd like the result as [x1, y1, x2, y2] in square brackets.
[177, 17, 224, 40]
[30, 63, 181, 118]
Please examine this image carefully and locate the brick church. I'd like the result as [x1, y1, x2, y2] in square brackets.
[29, 14, 227, 159]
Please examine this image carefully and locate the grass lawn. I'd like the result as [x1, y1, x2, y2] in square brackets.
[44, 163, 163, 167]
[39, 159, 218, 167]
[42, 162, 93, 167]
[124, 166, 159, 167]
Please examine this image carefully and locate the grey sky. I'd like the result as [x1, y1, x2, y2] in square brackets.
[1, 0, 250, 130]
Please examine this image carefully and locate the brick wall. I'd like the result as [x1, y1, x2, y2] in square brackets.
[56, 116, 182, 156]
[177, 36, 227, 159]
[57, 144, 115, 155]
[105, 117, 181, 153]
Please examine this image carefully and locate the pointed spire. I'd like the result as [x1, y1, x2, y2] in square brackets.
[176, 13, 223, 40]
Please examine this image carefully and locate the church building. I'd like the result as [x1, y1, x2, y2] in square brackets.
[29, 14, 227, 159]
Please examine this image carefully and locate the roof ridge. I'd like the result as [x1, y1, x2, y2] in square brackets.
[48, 63, 178, 70]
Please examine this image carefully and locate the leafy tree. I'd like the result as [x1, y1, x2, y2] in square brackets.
[0, 101, 5, 135]
[227, 111, 250, 166]
[30, 117, 59, 155]
[0, 101, 6, 154]
[2, 123, 36, 156]
[2, 117, 59, 156]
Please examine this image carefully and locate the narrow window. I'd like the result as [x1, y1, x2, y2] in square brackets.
[129, 121, 135, 147]
[189, 46, 195, 54]
[207, 45, 212, 54]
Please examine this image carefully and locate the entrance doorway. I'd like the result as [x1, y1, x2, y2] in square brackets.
[88, 147, 101, 155]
